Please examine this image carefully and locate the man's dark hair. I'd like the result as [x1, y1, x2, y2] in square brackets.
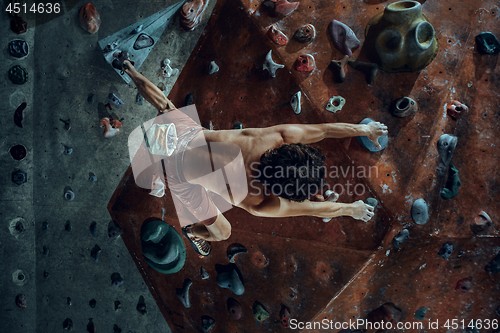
[258, 143, 326, 202]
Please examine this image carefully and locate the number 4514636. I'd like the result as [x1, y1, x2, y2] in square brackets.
[6, 2, 61, 14]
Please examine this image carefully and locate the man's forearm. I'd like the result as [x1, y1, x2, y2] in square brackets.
[248, 196, 351, 219]
[322, 123, 369, 139]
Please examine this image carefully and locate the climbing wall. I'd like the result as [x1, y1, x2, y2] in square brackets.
[108, 0, 499, 332]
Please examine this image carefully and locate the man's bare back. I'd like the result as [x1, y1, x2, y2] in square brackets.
[119, 56, 387, 255]
[187, 122, 387, 218]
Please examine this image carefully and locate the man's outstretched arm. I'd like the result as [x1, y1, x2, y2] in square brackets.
[242, 195, 375, 222]
[274, 122, 388, 148]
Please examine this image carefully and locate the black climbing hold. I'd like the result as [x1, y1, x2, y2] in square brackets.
[233, 121, 243, 130]
[216, 263, 245, 295]
[7, 218, 23, 238]
[63, 318, 73, 330]
[136, 295, 147, 314]
[108, 220, 122, 238]
[14, 102, 26, 128]
[485, 253, 500, 273]
[42, 245, 49, 255]
[392, 229, 410, 251]
[64, 220, 72, 231]
[113, 324, 122, 333]
[11, 16, 28, 34]
[201, 315, 215, 333]
[227, 243, 248, 263]
[43, 270, 49, 278]
[12, 169, 27, 185]
[438, 242, 454, 260]
[10, 144, 27, 161]
[8, 39, 29, 58]
[111, 272, 124, 286]
[414, 306, 429, 320]
[392, 96, 418, 118]
[114, 300, 121, 311]
[15, 221, 25, 234]
[90, 245, 101, 261]
[200, 266, 210, 280]
[66, 297, 72, 306]
[184, 93, 194, 106]
[252, 301, 270, 322]
[89, 299, 97, 308]
[475, 32, 500, 55]
[15, 294, 27, 309]
[89, 221, 97, 236]
[367, 302, 402, 324]
[87, 93, 95, 104]
[88, 172, 97, 182]
[133, 33, 154, 50]
[440, 164, 461, 199]
[227, 297, 242, 320]
[42, 221, 49, 230]
[331, 57, 348, 83]
[86, 318, 95, 333]
[8, 65, 28, 84]
[294, 24, 317, 43]
[348, 59, 378, 85]
[262, 0, 275, 10]
[176, 278, 193, 309]
[455, 277, 472, 291]
[59, 118, 71, 131]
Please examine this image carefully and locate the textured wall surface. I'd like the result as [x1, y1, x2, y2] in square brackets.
[109, 0, 499, 332]
[2, 0, 500, 332]
[0, 0, 215, 332]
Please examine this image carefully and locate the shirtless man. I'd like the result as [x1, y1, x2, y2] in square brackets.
[116, 54, 388, 256]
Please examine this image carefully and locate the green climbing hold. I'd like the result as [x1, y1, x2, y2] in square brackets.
[252, 301, 270, 322]
[140, 220, 186, 274]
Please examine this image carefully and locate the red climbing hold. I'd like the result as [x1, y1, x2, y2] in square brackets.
[294, 54, 316, 73]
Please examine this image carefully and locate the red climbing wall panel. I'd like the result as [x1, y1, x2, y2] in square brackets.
[109, 0, 500, 331]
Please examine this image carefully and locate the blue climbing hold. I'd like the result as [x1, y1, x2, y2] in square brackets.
[411, 198, 429, 225]
[414, 306, 429, 320]
[216, 263, 245, 295]
[357, 118, 388, 152]
[438, 242, 454, 260]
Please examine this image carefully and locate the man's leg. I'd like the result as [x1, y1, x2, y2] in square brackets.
[181, 215, 231, 256]
[123, 60, 176, 113]
[185, 214, 232, 242]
